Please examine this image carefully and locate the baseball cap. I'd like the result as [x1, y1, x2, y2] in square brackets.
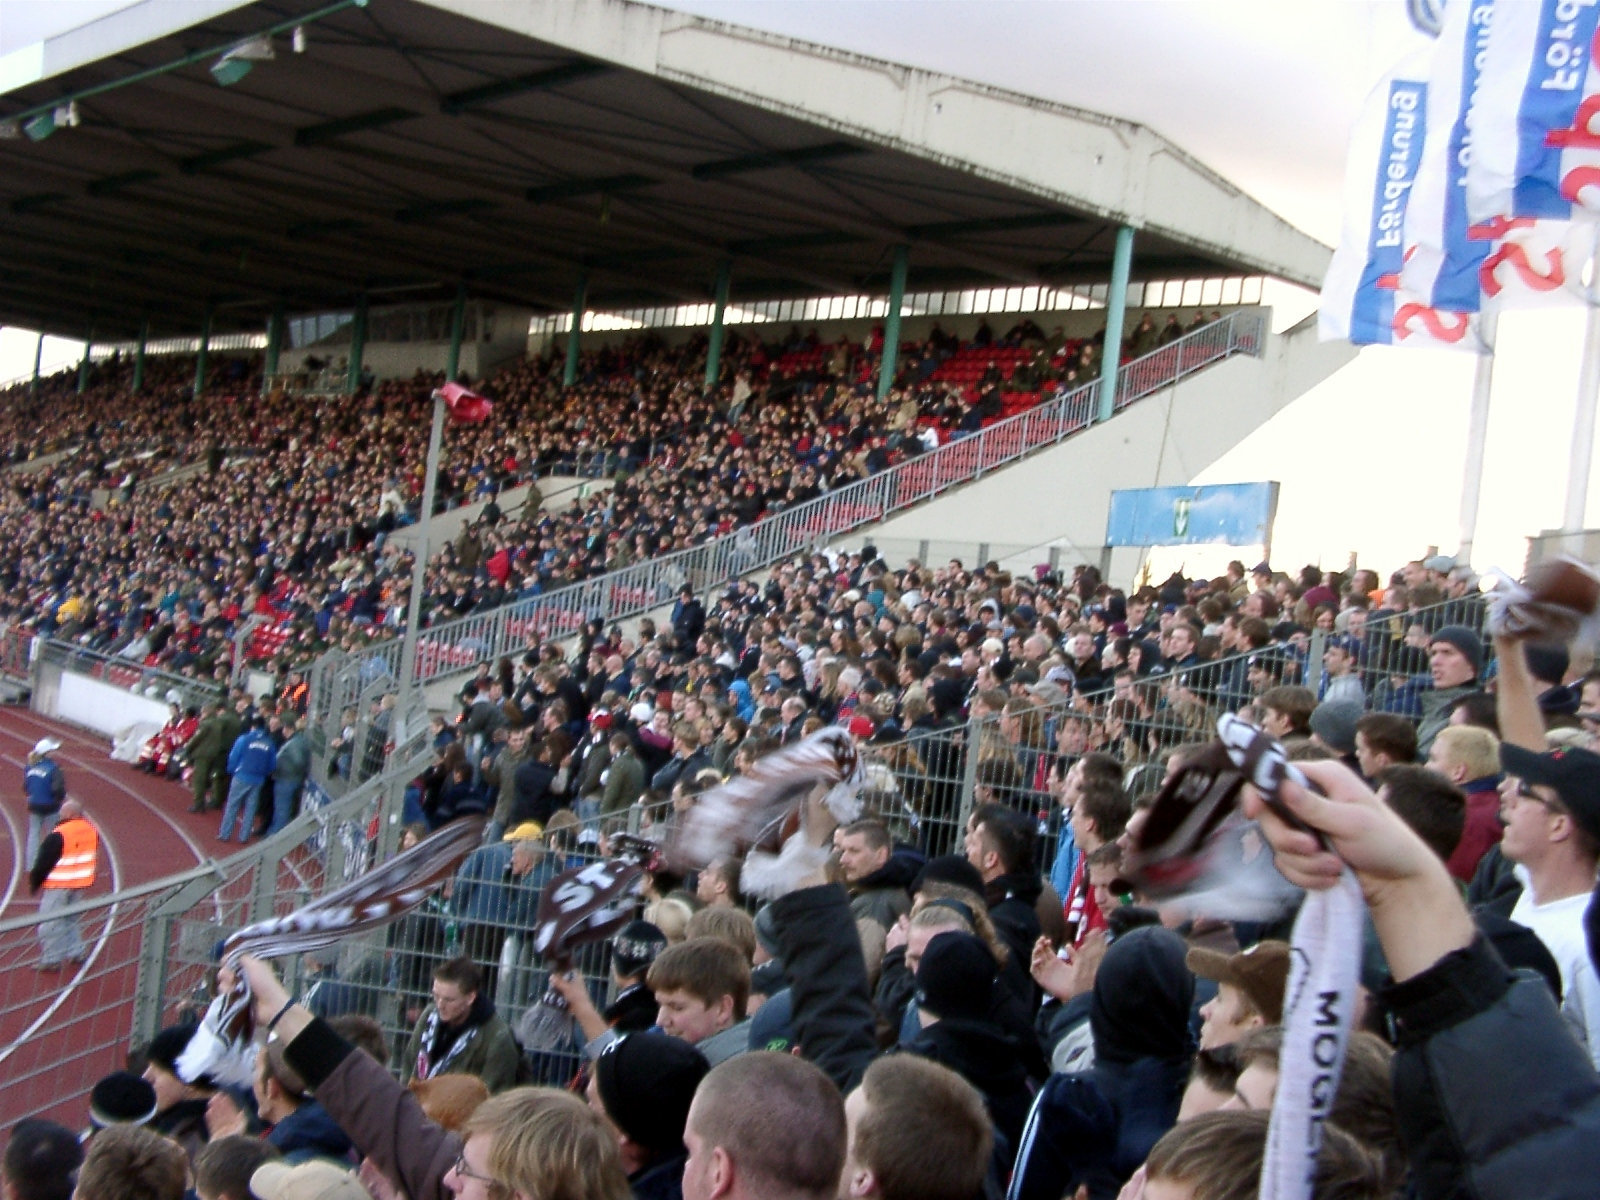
[1499, 743, 1600, 843]
[1186, 940, 1292, 1024]
[32, 738, 60, 756]
[251, 1161, 371, 1200]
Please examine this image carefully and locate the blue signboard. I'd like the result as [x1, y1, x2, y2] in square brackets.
[1105, 483, 1279, 548]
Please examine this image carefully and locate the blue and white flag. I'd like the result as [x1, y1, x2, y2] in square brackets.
[1465, 0, 1600, 222]
[1403, 0, 1498, 313]
[1321, 58, 1484, 349]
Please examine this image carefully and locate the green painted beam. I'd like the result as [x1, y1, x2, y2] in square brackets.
[295, 107, 415, 147]
[564, 274, 588, 388]
[180, 141, 274, 175]
[705, 259, 731, 391]
[347, 293, 368, 395]
[878, 244, 908, 402]
[525, 173, 655, 204]
[265, 304, 284, 380]
[1096, 225, 1135, 424]
[194, 306, 212, 397]
[132, 318, 148, 393]
[445, 283, 468, 382]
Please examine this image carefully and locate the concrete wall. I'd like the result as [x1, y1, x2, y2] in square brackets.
[859, 317, 1355, 581]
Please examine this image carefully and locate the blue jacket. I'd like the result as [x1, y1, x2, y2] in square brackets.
[453, 840, 553, 928]
[24, 758, 64, 814]
[227, 728, 278, 785]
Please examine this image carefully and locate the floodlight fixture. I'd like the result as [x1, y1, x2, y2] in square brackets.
[211, 36, 275, 87]
[22, 112, 55, 141]
[293, 26, 307, 53]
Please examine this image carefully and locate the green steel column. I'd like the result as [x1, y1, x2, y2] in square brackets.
[1096, 224, 1136, 423]
[194, 306, 212, 398]
[877, 244, 909, 401]
[445, 283, 468, 382]
[29, 333, 43, 401]
[265, 304, 285, 380]
[132, 318, 148, 394]
[77, 330, 92, 395]
[705, 259, 732, 390]
[563, 274, 588, 388]
[347, 293, 368, 395]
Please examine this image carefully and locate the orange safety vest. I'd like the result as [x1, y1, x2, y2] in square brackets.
[43, 818, 98, 890]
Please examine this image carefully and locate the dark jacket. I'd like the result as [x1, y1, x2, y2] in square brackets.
[1008, 926, 1194, 1200]
[267, 1099, 355, 1163]
[509, 759, 558, 828]
[630, 1151, 688, 1200]
[900, 1018, 1033, 1161]
[402, 992, 522, 1093]
[771, 884, 879, 1094]
[1386, 934, 1600, 1200]
[286, 1019, 458, 1200]
[986, 870, 1044, 1002]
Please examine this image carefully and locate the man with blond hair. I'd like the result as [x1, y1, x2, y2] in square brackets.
[1425, 724, 1503, 881]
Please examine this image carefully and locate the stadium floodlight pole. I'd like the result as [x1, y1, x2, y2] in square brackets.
[877, 244, 909, 402]
[705, 259, 732, 390]
[1565, 241, 1600, 539]
[395, 392, 446, 743]
[195, 305, 212, 398]
[132, 318, 148, 394]
[0, 0, 369, 133]
[1456, 310, 1497, 565]
[1096, 225, 1135, 424]
[564, 273, 588, 388]
[347, 293, 368, 395]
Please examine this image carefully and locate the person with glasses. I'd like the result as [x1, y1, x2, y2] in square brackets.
[231, 956, 628, 1200]
[403, 957, 521, 1095]
[1492, 633, 1600, 1072]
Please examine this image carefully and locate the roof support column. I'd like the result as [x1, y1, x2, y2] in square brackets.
[29, 332, 43, 402]
[564, 274, 588, 389]
[1096, 225, 1135, 424]
[132, 318, 148, 395]
[265, 305, 285, 382]
[77, 329, 92, 396]
[705, 259, 732, 391]
[194, 306, 212, 399]
[445, 283, 468, 383]
[347, 293, 368, 395]
[877, 244, 909, 402]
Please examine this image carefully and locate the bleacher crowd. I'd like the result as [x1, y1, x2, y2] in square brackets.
[0, 313, 1177, 684]
[26, 537, 1600, 1200]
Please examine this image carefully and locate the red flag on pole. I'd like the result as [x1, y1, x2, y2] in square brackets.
[436, 381, 493, 424]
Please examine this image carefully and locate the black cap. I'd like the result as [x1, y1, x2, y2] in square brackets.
[594, 1033, 709, 1156]
[1500, 743, 1600, 843]
[914, 931, 996, 1021]
[610, 920, 669, 979]
[88, 1072, 158, 1128]
[144, 1024, 196, 1076]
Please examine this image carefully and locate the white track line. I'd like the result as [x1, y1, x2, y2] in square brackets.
[0, 801, 19, 917]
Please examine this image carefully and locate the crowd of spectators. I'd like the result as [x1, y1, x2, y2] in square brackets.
[0, 310, 1216, 688]
[24, 540, 1600, 1200]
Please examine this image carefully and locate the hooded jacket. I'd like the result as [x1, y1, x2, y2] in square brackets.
[848, 847, 923, 931]
[1007, 926, 1194, 1200]
[900, 1017, 1033, 1162]
[267, 1098, 355, 1164]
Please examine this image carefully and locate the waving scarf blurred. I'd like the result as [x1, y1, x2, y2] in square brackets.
[1126, 717, 1363, 1200]
[176, 817, 485, 1088]
[669, 726, 865, 899]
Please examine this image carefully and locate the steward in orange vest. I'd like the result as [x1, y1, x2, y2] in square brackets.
[31, 808, 98, 892]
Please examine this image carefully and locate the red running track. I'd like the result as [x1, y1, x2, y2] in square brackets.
[0, 706, 230, 1129]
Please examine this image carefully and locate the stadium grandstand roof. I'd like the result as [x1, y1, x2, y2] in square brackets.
[0, 0, 1332, 342]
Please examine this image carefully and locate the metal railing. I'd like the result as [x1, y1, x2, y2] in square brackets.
[306, 311, 1267, 726]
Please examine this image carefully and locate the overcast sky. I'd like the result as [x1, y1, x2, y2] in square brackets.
[0, 0, 1588, 577]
